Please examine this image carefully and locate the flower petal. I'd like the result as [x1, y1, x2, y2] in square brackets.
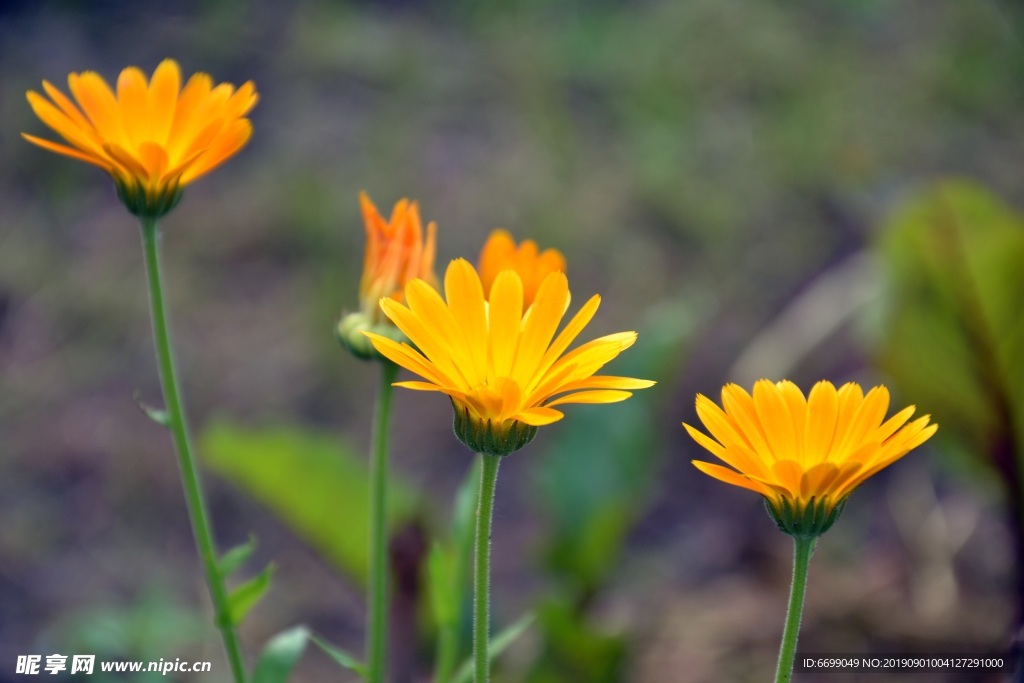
[516, 406, 564, 426]
[487, 270, 523, 379]
[544, 389, 633, 407]
[692, 460, 775, 497]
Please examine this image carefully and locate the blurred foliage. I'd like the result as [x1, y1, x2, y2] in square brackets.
[216, 533, 276, 628]
[527, 306, 693, 681]
[200, 421, 418, 585]
[309, 632, 367, 678]
[528, 599, 625, 683]
[427, 460, 480, 683]
[45, 586, 208, 683]
[876, 180, 1024, 481]
[252, 626, 310, 683]
[874, 179, 1024, 626]
[4, 0, 1024, 680]
[451, 612, 535, 683]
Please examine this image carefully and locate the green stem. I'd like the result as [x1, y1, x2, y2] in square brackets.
[473, 454, 501, 683]
[774, 536, 815, 683]
[139, 218, 246, 683]
[367, 360, 398, 683]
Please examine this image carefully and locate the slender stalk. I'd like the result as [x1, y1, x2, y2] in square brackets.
[367, 360, 398, 683]
[473, 454, 501, 683]
[774, 536, 815, 683]
[139, 218, 246, 683]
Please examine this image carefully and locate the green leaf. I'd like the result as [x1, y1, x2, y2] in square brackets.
[199, 421, 418, 585]
[226, 563, 275, 627]
[133, 391, 169, 428]
[530, 598, 626, 682]
[218, 533, 258, 579]
[875, 179, 1024, 480]
[253, 626, 309, 683]
[427, 542, 457, 627]
[431, 461, 482, 683]
[310, 634, 367, 678]
[438, 458, 481, 626]
[451, 458, 481, 586]
[451, 613, 534, 683]
[536, 305, 687, 589]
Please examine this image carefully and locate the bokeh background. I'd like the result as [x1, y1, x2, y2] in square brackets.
[2, 1, 1024, 681]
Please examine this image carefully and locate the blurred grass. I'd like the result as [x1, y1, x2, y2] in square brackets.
[1, 0, 1022, 681]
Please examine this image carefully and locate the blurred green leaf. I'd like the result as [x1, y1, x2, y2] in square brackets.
[451, 613, 535, 683]
[528, 308, 689, 681]
[528, 599, 625, 683]
[47, 585, 208, 683]
[227, 563, 275, 627]
[200, 420, 417, 585]
[428, 542, 457, 628]
[218, 533, 258, 579]
[876, 179, 1024, 477]
[451, 459, 481, 580]
[133, 391, 169, 428]
[311, 634, 367, 677]
[431, 460, 482, 683]
[253, 626, 309, 683]
[537, 306, 689, 589]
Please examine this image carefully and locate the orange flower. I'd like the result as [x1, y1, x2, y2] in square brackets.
[358, 192, 438, 320]
[479, 229, 566, 309]
[685, 380, 937, 536]
[23, 59, 256, 218]
[365, 259, 654, 454]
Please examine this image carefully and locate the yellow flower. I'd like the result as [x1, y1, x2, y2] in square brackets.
[685, 380, 937, 536]
[479, 229, 566, 309]
[358, 192, 438, 319]
[23, 58, 257, 218]
[365, 258, 654, 455]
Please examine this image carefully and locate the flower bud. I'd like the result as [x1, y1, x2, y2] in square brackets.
[336, 311, 405, 362]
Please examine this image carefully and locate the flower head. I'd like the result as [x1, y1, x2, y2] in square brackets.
[23, 59, 257, 218]
[479, 229, 566, 309]
[685, 380, 937, 537]
[358, 192, 438, 317]
[364, 259, 654, 456]
[338, 192, 438, 360]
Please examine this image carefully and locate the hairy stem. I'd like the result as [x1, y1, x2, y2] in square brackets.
[367, 360, 398, 683]
[473, 454, 501, 683]
[139, 218, 246, 683]
[774, 536, 815, 683]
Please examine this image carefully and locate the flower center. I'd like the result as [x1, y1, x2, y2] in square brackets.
[469, 377, 522, 421]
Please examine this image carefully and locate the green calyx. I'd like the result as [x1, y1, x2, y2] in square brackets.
[765, 496, 846, 539]
[117, 178, 183, 219]
[451, 401, 537, 457]
[336, 311, 405, 361]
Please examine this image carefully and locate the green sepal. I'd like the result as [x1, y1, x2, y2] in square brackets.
[133, 391, 170, 427]
[253, 626, 310, 683]
[311, 634, 368, 678]
[765, 496, 846, 539]
[117, 178, 183, 220]
[451, 612, 535, 683]
[224, 563, 275, 627]
[451, 402, 537, 457]
[218, 533, 258, 579]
